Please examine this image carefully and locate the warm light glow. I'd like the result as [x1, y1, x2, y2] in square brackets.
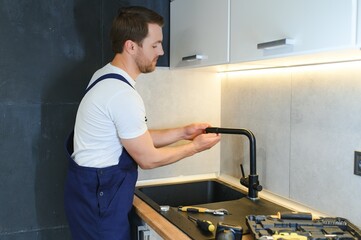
[218, 48, 361, 76]
[221, 59, 361, 79]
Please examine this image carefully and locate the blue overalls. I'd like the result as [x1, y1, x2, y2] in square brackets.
[64, 74, 138, 240]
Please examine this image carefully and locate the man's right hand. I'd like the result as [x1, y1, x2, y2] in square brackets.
[191, 133, 221, 153]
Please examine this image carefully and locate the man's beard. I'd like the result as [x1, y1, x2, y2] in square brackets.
[135, 53, 158, 73]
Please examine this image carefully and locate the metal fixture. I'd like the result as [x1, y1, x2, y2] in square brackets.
[181, 54, 208, 62]
[205, 127, 262, 200]
[257, 38, 295, 50]
[354, 151, 361, 176]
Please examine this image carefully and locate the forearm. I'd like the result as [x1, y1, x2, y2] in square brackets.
[149, 123, 211, 148]
[122, 131, 196, 169]
[149, 128, 186, 148]
[121, 130, 220, 169]
[139, 144, 197, 169]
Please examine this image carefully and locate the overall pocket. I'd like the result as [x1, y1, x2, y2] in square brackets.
[97, 170, 128, 217]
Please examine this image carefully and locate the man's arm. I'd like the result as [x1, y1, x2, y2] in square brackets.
[121, 128, 220, 169]
[149, 123, 210, 148]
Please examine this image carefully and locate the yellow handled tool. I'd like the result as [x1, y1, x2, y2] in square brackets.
[178, 206, 229, 215]
[273, 211, 313, 220]
[188, 215, 215, 233]
[273, 232, 307, 240]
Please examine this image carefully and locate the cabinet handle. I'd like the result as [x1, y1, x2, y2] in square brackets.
[137, 226, 150, 240]
[182, 54, 208, 62]
[257, 38, 295, 50]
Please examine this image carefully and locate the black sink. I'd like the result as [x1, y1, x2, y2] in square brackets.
[136, 179, 246, 207]
[134, 179, 290, 240]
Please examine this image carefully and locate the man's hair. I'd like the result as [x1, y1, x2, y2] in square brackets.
[110, 6, 164, 54]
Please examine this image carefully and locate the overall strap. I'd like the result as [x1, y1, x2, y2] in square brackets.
[65, 73, 133, 156]
[85, 73, 133, 94]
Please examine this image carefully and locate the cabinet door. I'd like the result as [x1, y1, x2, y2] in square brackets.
[231, 0, 358, 63]
[170, 0, 230, 68]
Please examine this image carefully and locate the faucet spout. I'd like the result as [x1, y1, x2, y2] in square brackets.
[205, 127, 262, 200]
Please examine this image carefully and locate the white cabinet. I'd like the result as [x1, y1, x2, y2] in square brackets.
[137, 223, 163, 240]
[170, 0, 360, 70]
[230, 0, 358, 63]
[170, 0, 230, 68]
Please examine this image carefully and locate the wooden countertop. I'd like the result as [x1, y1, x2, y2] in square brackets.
[133, 195, 252, 240]
[133, 195, 191, 239]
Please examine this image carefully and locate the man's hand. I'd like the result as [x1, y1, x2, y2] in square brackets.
[191, 132, 221, 153]
[183, 123, 211, 140]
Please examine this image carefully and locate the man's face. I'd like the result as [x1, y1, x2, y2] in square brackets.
[135, 23, 164, 73]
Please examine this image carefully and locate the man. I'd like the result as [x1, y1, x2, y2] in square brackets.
[64, 6, 220, 240]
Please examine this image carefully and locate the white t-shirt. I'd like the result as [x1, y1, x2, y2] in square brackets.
[72, 63, 148, 168]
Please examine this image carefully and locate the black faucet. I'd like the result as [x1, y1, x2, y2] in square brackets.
[205, 127, 262, 200]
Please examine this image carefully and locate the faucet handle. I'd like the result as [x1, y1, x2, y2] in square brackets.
[240, 164, 245, 178]
[253, 183, 263, 192]
[239, 164, 248, 188]
[240, 176, 249, 188]
[240, 164, 262, 199]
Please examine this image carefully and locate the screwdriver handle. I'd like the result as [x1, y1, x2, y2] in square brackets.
[188, 215, 215, 233]
[197, 219, 215, 233]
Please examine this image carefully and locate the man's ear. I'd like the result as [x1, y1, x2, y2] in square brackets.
[124, 40, 136, 54]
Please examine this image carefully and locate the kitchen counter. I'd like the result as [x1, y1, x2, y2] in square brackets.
[133, 174, 327, 240]
[133, 195, 190, 239]
[134, 195, 273, 240]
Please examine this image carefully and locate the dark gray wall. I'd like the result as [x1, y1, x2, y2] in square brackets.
[0, 1, 169, 239]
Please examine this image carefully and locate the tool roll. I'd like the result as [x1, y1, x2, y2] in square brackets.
[246, 212, 361, 239]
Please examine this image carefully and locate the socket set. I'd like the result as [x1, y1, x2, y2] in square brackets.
[246, 214, 361, 240]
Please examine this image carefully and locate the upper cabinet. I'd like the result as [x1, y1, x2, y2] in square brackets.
[170, 0, 361, 70]
[231, 0, 358, 63]
[170, 0, 230, 68]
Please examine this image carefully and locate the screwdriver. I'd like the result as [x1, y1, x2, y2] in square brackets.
[188, 215, 215, 233]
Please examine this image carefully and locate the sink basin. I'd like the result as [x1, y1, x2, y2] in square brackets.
[134, 179, 289, 240]
[135, 179, 246, 207]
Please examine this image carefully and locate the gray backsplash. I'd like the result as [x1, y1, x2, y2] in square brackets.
[221, 61, 361, 227]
